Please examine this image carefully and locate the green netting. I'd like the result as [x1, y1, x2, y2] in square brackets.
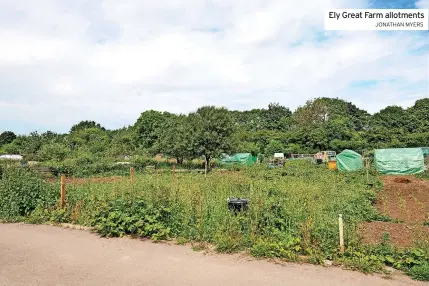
[422, 147, 429, 157]
[374, 148, 424, 175]
[337, 149, 363, 172]
[220, 153, 256, 166]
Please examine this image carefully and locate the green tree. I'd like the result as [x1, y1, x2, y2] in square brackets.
[234, 141, 260, 157]
[134, 110, 173, 150]
[70, 121, 105, 133]
[265, 140, 284, 156]
[365, 106, 409, 148]
[188, 106, 235, 172]
[39, 143, 69, 162]
[261, 103, 292, 130]
[408, 98, 429, 133]
[67, 128, 110, 155]
[106, 127, 136, 158]
[0, 131, 16, 146]
[157, 115, 192, 164]
[230, 103, 292, 131]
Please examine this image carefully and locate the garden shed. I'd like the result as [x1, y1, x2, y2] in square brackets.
[336, 150, 363, 172]
[374, 148, 424, 175]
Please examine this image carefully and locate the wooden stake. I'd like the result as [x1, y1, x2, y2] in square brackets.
[366, 159, 369, 183]
[363, 151, 369, 183]
[204, 156, 207, 176]
[130, 167, 134, 184]
[60, 175, 66, 208]
[172, 164, 176, 176]
[339, 214, 345, 253]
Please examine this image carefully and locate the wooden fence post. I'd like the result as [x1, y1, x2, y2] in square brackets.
[339, 214, 345, 253]
[172, 164, 176, 176]
[204, 156, 207, 176]
[60, 175, 66, 208]
[130, 167, 134, 184]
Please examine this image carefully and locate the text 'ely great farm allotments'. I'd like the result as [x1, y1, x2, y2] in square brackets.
[324, 9, 428, 30]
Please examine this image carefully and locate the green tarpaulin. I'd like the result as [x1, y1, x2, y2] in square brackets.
[374, 148, 424, 175]
[337, 150, 363, 172]
[422, 147, 429, 157]
[220, 153, 257, 166]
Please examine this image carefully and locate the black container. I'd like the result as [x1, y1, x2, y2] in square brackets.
[227, 197, 249, 214]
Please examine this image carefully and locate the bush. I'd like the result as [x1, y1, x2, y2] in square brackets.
[90, 198, 174, 241]
[0, 167, 58, 220]
[408, 263, 429, 281]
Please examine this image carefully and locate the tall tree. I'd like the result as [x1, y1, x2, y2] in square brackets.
[408, 98, 429, 133]
[0, 131, 16, 146]
[134, 110, 173, 151]
[265, 140, 284, 156]
[157, 115, 192, 164]
[261, 103, 292, 130]
[70, 121, 105, 133]
[189, 106, 235, 172]
[366, 106, 409, 148]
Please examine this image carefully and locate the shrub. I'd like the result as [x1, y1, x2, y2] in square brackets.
[408, 263, 429, 281]
[90, 198, 175, 241]
[0, 167, 58, 220]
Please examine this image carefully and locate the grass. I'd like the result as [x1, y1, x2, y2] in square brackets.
[11, 161, 383, 254]
[1, 160, 428, 280]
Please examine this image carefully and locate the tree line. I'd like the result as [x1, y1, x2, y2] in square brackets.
[1, 97, 428, 167]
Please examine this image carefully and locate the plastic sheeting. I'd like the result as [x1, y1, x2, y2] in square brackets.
[374, 148, 424, 175]
[337, 150, 363, 172]
[220, 153, 257, 166]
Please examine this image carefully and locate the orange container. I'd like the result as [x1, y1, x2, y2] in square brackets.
[328, 161, 337, 170]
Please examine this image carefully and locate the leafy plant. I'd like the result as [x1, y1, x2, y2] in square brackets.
[408, 263, 429, 281]
[91, 198, 174, 241]
[0, 167, 57, 220]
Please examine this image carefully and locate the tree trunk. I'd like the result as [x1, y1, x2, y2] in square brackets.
[177, 157, 183, 165]
[205, 156, 210, 176]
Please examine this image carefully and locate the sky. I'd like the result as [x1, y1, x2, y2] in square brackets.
[0, 0, 428, 134]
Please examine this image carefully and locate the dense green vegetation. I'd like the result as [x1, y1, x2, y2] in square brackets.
[0, 162, 428, 280]
[1, 97, 428, 280]
[1, 98, 428, 175]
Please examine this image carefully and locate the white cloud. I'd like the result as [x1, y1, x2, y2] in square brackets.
[416, 0, 429, 8]
[0, 0, 428, 133]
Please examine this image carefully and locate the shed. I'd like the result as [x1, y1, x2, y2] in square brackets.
[374, 148, 424, 175]
[336, 150, 363, 172]
[274, 153, 284, 159]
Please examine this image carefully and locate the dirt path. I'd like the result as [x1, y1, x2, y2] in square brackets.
[0, 224, 424, 286]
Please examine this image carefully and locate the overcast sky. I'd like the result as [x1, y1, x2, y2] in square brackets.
[0, 0, 428, 134]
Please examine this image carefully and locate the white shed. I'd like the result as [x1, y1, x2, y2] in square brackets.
[274, 153, 284, 159]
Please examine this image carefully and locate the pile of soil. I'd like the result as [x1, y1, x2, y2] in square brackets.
[392, 177, 411, 184]
[359, 176, 429, 247]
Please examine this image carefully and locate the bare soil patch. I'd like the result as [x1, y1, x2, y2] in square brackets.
[359, 221, 429, 247]
[360, 176, 429, 247]
[377, 176, 429, 224]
